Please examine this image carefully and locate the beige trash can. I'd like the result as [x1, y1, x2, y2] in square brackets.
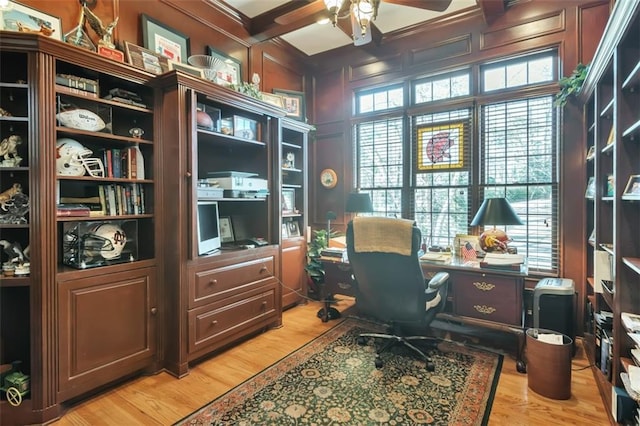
[526, 328, 573, 400]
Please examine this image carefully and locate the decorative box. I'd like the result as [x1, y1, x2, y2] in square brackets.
[233, 115, 259, 140]
[62, 220, 137, 269]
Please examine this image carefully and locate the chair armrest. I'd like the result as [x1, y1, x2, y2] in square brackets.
[426, 271, 449, 290]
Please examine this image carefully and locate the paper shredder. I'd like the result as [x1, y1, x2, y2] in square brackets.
[533, 278, 575, 344]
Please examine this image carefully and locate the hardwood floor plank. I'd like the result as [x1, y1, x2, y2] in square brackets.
[51, 298, 610, 425]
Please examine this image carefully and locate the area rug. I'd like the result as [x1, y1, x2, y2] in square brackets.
[176, 318, 502, 425]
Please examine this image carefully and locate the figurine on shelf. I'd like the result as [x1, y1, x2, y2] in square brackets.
[0, 135, 23, 167]
[0, 183, 29, 225]
[0, 107, 12, 117]
[83, 4, 119, 49]
[0, 240, 29, 277]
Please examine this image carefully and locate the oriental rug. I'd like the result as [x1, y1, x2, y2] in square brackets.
[176, 318, 502, 425]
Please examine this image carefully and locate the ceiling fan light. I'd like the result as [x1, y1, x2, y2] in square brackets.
[352, 0, 374, 37]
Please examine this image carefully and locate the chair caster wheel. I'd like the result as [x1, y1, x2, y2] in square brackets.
[357, 336, 367, 346]
[375, 357, 383, 369]
[516, 360, 527, 374]
[426, 362, 435, 372]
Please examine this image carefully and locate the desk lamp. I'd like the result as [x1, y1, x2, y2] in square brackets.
[346, 192, 373, 215]
[470, 197, 523, 252]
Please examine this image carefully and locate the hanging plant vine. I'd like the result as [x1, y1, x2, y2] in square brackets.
[554, 63, 589, 107]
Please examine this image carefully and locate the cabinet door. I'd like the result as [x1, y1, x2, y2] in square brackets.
[57, 267, 157, 401]
[281, 239, 306, 307]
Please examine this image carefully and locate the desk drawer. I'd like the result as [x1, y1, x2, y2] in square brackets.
[452, 271, 522, 326]
[190, 256, 275, 307]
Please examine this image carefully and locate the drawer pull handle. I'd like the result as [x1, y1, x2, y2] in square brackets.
[150, 307, 157, 315]
[209, 279, 217, 285]
[473, 281, 495, 291]
[473, 305, 496, 315]
[259, 266, 268, 274]
[261, 301, 267, 309]
[211, 320, 218, 326]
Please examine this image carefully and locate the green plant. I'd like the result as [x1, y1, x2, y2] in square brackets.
[554, 63, 589, 107]
[228, 82, 263, 101]
[304, 228, 338, 286]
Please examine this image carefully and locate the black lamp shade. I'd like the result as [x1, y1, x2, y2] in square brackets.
[346, 192, 373, 213]
[470, 197, 523, 226]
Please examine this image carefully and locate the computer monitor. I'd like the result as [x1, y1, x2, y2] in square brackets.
[196, 200, 221, 255]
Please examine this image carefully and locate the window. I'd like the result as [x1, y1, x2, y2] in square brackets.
[353, 51, 559, 274]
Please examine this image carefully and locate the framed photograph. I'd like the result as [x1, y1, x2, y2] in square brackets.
[586, 145, 595, 161]
[282, 223, 288, 239]
[282, 188, 295, 214]
[606, 127, 615, 146]
[417, 121, 465, 171]
[219, 216, 234, 243]
[206, 46, 241, 86]
[233, 116, 258, 140]
[585, 176, 596, 199]
[453, 234, 480, 258]
[124, 41, 170, 75]
[273, 89, 305, 121]
[606, 175, 614, 197]
[141, 14, 190, 64]
[168, 60, 203, 78]
[287, 221, 300, 237]
[623, 175, 640, 199]
[261, 92, 284, 109]
[0, 1, 62, 40]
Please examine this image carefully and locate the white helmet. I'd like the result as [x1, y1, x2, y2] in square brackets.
[56, 138, 105, 177]
[84, 223, 127, 260]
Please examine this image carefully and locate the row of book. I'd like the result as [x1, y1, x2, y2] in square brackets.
[99, 146, 144, 179]
[619, 312, 640, 424]
[56, 183, 146, 217]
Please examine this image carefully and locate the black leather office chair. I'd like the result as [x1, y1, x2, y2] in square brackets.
[346, 217, 449, 370]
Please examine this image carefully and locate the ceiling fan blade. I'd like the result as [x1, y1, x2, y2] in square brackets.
[383, 0, 453, 12]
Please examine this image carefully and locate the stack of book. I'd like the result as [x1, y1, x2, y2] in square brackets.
[595, 310, 613, 379]
[619, 311, 640, 423]
[57, 196, 104, 217]
[55, 73, 99, 98]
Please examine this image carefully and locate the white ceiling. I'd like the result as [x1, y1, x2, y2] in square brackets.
[222, 0, 478, 56]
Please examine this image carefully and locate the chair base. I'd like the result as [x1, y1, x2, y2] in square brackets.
[357, 332, 437, 371]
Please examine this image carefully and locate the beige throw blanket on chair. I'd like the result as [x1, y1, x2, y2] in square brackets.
[353, 217, 415, 256]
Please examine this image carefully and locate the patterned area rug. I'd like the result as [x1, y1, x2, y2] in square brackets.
[176, 318, 502, 425]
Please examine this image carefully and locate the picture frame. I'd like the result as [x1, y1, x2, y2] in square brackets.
[287, 221, 300, 237]
[273, 89, 305, 121]
[282, 188, 295, 214]
[219, 216, 234, 243]
[141, 14, 190, 64]
[453, 234, 480, 258]
[233, 116, 258, 140]
[622, 175, 640, 199]
[282, 223, 289, 239]
[261, 92, 284, 109]
[0, 1, 62, 41]
[206, 46, 241, 86]
[586, 145, 595, 161]
[168, 60, 203, 78]
[124, 41, 170, 75]
[585, 176, 596, 199]
[417, 121, 465, 170]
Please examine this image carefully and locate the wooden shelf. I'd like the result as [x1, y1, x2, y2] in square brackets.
[623, 257, 640, 275]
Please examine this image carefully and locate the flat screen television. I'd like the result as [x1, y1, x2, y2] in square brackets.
[196, 200, 221, 255]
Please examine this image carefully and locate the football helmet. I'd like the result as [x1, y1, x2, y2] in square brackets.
[83, 223, 127, 260]
[56, 138, 104, 177]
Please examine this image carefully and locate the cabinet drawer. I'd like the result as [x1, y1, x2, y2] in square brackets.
[190, 255, 275, 307]
[188, 284, 277, 355]
[452, 272, 522, 326]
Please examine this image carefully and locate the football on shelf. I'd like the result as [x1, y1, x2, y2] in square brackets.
[56, 109, 106, 132]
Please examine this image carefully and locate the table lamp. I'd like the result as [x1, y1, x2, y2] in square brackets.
[346, 192, 373, 215]
[470, 197, 523, 252]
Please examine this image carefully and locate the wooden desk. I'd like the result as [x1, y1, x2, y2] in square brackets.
[320, 257, 527, 363]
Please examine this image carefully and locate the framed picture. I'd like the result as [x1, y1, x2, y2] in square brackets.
[0, 1, 62, 40]
[586, 145, 595, 161]
[219, 216, 234, 243]
[273, 89, 305, 121]
[282, 188, 295, 214]
[606, 127, 615, 146]
[168, 60, 203, 78]
[206, 46, 241, 86]
[141, 14, 190, 64]
[282, 223, 288, 239]
[585, 176, 596, 199]
[233, 116, 258, 140]
[261, 92, 284, 109]
[287, 221, 300, 237]
[124, 41, 170, 75]
[453, 234, 480, 258]
[417, 121, 465, 170]
[623, 175, 640, 199]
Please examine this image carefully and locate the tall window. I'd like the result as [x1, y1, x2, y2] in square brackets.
[353, 50, 559, 274]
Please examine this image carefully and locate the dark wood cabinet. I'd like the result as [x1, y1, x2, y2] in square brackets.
[57, 266, 158, 401]
[579, 0, 640, 416]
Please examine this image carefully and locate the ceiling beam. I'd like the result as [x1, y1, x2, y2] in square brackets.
[248, 0, 329, 42]
[384, 0, 453, 13]
[477, 0, 506, 24]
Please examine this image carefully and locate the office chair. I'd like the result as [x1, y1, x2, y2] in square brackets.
[346, 217, 449, 370]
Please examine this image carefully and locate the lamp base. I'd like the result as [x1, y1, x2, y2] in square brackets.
[479, 228, 509, 252]
[317, 307, 341, 322]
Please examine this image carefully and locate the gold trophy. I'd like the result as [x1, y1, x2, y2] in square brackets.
[83, 4, 123, 61]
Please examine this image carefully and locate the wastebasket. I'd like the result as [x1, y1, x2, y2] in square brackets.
[526, 328, 573, 399]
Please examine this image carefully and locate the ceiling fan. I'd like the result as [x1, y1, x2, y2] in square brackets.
[275, 0, 453, 46]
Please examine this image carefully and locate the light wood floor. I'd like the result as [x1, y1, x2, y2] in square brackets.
[51, 297, 610, 425]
